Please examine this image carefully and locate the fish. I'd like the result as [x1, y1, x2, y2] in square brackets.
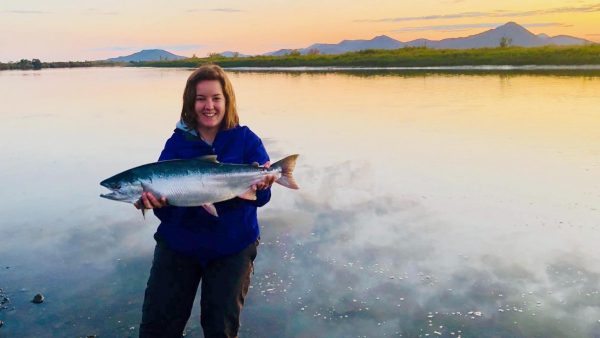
[100, 154, 299, 217]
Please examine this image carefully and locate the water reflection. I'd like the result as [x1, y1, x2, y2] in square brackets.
[1, 68, 599, 337]
[227, 68, 600, 79]
[241, 163, 600, 337]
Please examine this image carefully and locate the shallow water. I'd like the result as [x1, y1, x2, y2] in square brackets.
[1, 67, 599, 337]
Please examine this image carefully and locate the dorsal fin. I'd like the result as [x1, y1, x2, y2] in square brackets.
[197, 155, 219, 163]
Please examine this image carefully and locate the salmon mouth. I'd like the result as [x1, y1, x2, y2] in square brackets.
[100, 178, 122, 201]
[100, 191, 120, 201]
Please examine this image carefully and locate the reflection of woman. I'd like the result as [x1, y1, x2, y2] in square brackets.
[136, 64, 275, 337]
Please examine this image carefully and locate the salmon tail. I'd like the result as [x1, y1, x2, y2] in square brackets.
[272, 154, 300, 189]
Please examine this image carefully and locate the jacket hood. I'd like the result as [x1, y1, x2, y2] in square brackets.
[176, 120, 198, 136]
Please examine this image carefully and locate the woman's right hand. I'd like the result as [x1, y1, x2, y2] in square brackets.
[134, 192, 168, 210]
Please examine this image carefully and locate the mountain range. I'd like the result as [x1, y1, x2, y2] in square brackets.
[265, 22, 594, 56]
[105, 22, 595, 61]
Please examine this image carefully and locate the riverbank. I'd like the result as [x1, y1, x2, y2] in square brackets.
[0, 60, 122, 71]
[2, 45, 599, 71]
[135, 45, 600, 68]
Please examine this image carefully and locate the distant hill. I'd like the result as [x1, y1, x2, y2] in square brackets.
[265, 35, 404, 56]
[106, 49, 187, 62]
[218, 51, 251, 58]
[264, 22, 595, 55]
[404, 22, 592, 48]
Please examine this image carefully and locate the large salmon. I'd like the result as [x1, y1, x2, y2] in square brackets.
[100, 154, 299, 216]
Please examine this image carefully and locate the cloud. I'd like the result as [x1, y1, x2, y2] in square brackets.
[393, 22, 505, 32]
[392, 22, 568, 32]
[525, 22, 571, 27]
[84, 8, 118, 15]
[92, 44, 203, 53]
[358, 4, 600, 22]
[209, 8, 245, 12]
[159, 44, 204, 51]
[4, 158, 600, 337]
[186, 8, 245, 13]
[3, 10, 49, 14]
[92, 46, 132, 52]
[239, 160, 600, 337]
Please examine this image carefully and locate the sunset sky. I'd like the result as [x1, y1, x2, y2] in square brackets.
[1, 0, 600, 62]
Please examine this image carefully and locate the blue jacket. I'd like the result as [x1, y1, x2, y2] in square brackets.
[153, 123, 270, 265]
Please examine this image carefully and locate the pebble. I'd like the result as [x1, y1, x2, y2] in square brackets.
[32, 293, 44, 304]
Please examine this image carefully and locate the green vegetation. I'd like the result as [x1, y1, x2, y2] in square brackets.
[0, 59, 122, 71]
[2, 45, 599, 71]
[134, 45, 600, 68]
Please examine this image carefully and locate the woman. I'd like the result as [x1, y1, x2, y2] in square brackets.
[136, 64, 275, 338]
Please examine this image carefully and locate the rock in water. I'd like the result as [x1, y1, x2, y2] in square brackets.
[32, 293, 44, 304]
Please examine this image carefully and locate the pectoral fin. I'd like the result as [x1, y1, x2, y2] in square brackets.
[237, 188, 257, 201]
[202, 203, 219, 217]
[135, 196, 147, 219]
[197, 155, 219, 163]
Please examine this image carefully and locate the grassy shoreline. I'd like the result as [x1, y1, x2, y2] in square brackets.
[0, 60, 122, 71]
[135, 45, 600, 68]
[2, 45, 599, 71]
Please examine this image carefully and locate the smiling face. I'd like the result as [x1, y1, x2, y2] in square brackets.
[180, 65, 239, 132]
[194, 80, 226, 132]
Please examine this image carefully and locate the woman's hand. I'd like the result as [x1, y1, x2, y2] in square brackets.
[134, 192, 168, 210]
[254, 161, 277, 191]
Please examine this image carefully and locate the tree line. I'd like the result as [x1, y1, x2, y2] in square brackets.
[0, 59, 122, 71]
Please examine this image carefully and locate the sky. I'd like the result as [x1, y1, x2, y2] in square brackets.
[1, 0, 600, 62]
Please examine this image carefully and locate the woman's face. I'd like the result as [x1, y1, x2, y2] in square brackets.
[194, 80, 226, 131]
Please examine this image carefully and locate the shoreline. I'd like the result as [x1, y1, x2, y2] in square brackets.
[3, 45, 600, 71]
[223, 65, 600, 71]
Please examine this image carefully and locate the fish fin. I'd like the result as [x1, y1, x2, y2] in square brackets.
[197, 155, 219, 163]
[135, 197, 147, 219]
[272, 154, 300, 189]
[202, 203, 219, 217]
[238, 188, 257, 201]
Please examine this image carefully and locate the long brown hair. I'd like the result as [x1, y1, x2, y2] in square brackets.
[180, 64, 239, 131]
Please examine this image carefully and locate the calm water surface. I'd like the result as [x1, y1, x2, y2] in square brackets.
[1, 67, 599, 337]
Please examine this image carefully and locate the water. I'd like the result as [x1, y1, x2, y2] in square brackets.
[1, 67, 599, 337]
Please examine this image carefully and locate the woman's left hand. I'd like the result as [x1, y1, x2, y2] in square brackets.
[254, 161, 277, 190]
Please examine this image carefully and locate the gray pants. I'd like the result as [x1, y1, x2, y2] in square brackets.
[139, 240, 258, 338]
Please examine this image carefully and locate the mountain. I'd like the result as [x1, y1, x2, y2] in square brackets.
[218, 51, 251, 58]
[543, 35, 591, 45]
[422, 21, 544, 48]
[264, 22, 595, 55]
[265, 35, 404, 56]
[265, 49, 297, 57]
[106, 49, 187, 62]
[306, 35, 404, 54]
[405, 22, 592, 48]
